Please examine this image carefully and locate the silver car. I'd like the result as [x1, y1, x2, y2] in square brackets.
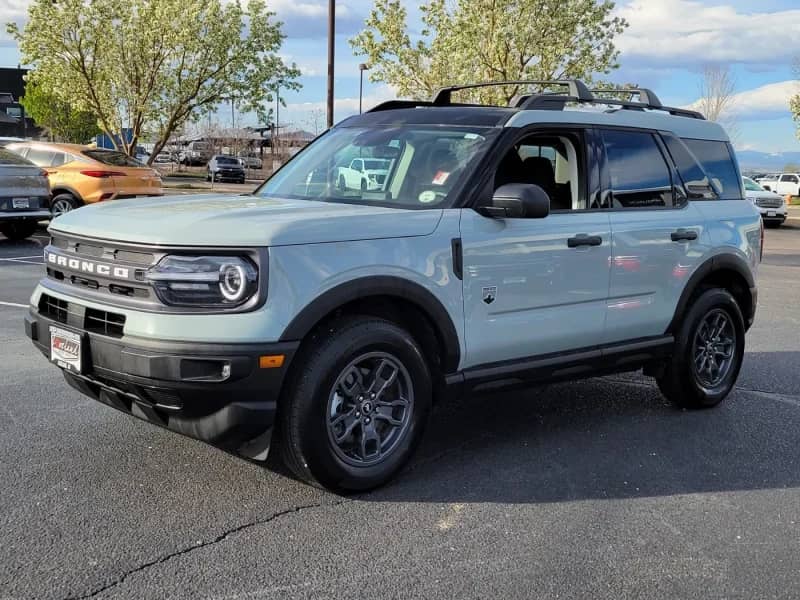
[0, 148, 50, 241]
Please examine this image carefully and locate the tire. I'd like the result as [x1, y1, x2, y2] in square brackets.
[657, 288, 745, 409]
[360, 178, 367, 192]
[206, 171, 212, 182]
[50, 194, 80, 217]
[337, 175, 346, 191]
[0, 221, 37, 241]
[277, 316, 432, 493]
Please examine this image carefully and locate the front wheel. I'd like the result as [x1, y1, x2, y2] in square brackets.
[277, 317, 432, 493]
[657, 288, 745, 409]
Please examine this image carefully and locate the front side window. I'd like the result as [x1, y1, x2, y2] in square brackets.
[681, 139, 742, 200]
[492, 132, 584, 211]
[256, 125, 499, 209]
[601, 130, 674, 208]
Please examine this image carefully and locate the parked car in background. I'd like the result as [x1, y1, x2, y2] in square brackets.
[756, 173, 780, 192]
[336, 157, 391, 191]
[237, 152, 263, 170]
[769, 173, 800, 197]
[153, 152, 175, 164]
[6, 142, 163, 217]
[0, 148, 51, 240]
[207, 154, 245, 183]
[743, 176, 786, 228]
[178, 141, 213, 166]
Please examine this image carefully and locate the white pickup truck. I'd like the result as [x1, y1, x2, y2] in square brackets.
[761, 173, 800, 196]
[336, 157, 390, 192]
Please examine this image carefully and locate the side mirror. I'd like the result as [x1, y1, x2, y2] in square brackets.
[478, 183, 551, 219]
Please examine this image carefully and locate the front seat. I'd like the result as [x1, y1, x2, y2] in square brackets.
[522, 157, 564, 208]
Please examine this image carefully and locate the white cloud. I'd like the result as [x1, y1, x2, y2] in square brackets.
[283, 84, 397, 125]
[616, 0, 800, 66]
[685, 80, 800, 120]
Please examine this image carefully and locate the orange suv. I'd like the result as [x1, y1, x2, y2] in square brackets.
[6, 142, 163, 216]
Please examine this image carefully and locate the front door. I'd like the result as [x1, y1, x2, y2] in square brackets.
[459, 129, 612, 369]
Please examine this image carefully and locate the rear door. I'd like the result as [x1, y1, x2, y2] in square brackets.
[777, 174, 799, 196]
[599, 128, 711, 344]
[82, 149, 160, 197]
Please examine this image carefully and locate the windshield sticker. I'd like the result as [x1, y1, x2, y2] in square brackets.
[432, 171, 450, 185]
[418, 190, 438, 204]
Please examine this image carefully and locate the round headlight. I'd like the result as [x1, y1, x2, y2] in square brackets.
[220, 263, 247, 302]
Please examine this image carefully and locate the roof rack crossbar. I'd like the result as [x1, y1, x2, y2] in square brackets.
[431, 80, 594, 105]
[590, 88, 663, 108]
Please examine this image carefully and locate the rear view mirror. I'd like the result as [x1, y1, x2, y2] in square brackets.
[478, 183, 551, 219]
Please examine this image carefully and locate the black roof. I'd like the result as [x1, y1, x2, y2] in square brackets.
[339, 106, 517, 128]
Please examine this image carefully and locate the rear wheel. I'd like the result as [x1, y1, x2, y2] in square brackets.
[657, 288, 745, 409]
[50, 194, 80, 217]
[337, 175, 346, 191]
[277, 317, 432, 493]
[0, 221, 37, 241]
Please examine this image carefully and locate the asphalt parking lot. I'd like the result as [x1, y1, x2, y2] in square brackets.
[1, 214, 800, 599]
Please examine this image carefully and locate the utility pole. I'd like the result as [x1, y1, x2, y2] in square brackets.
[359, 63, 369, 114]
[326, 0, 335, 128]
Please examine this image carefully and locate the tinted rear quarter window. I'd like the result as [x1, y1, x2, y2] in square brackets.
[682, 139, 742, 199]
[601, 129, 674, 208]
[662, 135, 715, 199]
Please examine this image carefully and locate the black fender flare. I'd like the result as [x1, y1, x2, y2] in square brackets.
[279, 276, 461, 373]
[667, 253, 756, 333]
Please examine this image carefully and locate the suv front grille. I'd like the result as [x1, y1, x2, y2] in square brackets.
[38, 293, 126, 338]
[756, 197, 782, 208]
[38, 293, 68, 323]
[84, 308, 126, 337]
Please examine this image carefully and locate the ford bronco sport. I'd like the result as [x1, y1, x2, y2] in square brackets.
[24, 81, 761, 493]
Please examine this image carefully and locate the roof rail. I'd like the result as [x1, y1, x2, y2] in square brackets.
[431, 80, 594, 105]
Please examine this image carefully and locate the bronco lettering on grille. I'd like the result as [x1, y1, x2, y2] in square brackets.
[45, 250, 131, 280]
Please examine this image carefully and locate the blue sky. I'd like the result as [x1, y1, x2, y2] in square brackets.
[2, 0, 800, 152]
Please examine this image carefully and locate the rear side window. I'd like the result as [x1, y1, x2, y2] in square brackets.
[781, 174, 798, 183]
[681, 139, 741, 200]
[601, 129, 674, 208]
[662, 135, 715, 199]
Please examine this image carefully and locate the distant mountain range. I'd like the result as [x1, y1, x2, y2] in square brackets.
[733, 150, 800, 172]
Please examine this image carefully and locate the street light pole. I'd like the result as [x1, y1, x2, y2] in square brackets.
[358, 63, 369, 114]
[275, 82, 280, 152]
[326, 0, 335, 128]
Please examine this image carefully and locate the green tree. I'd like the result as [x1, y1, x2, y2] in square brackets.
[350, 0, 628, 104]
[8, 0, 300, 164]
[20, 82, 101, 143]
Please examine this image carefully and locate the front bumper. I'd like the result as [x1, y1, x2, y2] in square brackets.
[25, 308, 298, 460]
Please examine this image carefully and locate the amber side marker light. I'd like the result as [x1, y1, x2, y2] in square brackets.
[259, 355, 285, 369]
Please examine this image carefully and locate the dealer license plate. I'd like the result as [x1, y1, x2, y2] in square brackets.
[12, 197, 29, 209]
[50, 326, 82, 373]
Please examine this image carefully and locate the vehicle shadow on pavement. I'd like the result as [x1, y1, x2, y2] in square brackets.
[365, 354, 800, 504]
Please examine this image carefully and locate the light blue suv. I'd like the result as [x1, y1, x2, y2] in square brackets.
[25, 81, 762, 492]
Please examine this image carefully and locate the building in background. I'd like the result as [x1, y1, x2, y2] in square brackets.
[0, 67, 40, 139]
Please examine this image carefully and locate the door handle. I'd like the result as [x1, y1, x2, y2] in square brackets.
[670, 229, 698, 242]
[567, 234, 602, 248]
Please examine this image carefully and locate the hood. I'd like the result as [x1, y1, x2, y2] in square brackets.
[49, 194, 443, 247]
[744, 189, 781, 199]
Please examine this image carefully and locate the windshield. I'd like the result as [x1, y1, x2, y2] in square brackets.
[742, 177, 764, 192]
[256, 125, 499, 209]
[216, 156, 240, 165]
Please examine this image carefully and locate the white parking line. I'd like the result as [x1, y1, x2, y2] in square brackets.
[0, 258, 43, 265]
[0, 301, 28, 308]
[0, 255, 43, 260]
